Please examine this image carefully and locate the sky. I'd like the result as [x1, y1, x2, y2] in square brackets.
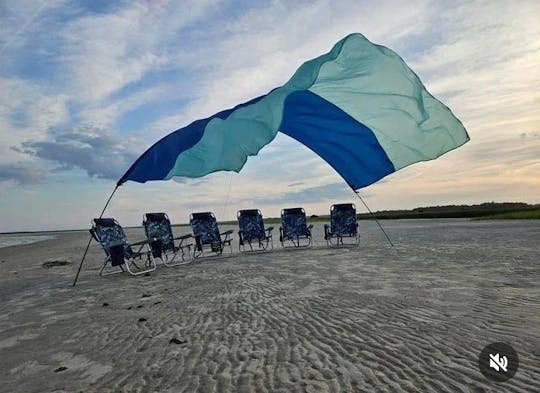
[1, 0, 539, 232]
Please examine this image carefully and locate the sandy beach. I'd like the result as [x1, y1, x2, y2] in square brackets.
[1, 219, 539, 392]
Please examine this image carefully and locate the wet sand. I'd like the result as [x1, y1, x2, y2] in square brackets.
[1, 219, 539, 392]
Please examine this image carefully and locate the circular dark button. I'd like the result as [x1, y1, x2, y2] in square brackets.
[478, 342, 519, 382]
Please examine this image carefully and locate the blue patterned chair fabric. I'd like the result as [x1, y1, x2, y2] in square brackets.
[281, 208, 310, 238]
[238, 210, 266, 242]
[330, 204, 358, 236]
[92, 218, 133, 261]
[144, 213, 174, 251]
[190, 212, 221, 245]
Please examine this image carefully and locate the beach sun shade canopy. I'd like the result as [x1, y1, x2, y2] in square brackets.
[118, 33, 469, 190]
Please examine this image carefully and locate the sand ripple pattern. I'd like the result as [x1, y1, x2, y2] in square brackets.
[0, 220, 539, 392]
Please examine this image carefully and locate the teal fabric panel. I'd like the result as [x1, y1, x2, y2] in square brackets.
[165, 88, 289, 178]
[164, 38, 350, 179]
[309, 33, 469, 170]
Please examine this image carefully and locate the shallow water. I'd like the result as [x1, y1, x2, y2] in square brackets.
[0, 234, 55, 248]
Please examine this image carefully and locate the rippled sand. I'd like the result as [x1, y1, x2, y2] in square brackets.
[1, 219, 539, 392]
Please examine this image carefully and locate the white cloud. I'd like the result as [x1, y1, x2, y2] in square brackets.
[55, 0, 222, 104]
[0, 77, 69, 163]
[0, 0, 539, 230]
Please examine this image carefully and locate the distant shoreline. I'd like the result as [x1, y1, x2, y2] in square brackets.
[354, 203, 540, 220]
[217, 202, 540, 225]
[2, 202, 538, 234]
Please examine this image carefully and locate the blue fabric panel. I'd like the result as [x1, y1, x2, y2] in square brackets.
[279, 90, 395, 189]
[118, 94, 267, 185]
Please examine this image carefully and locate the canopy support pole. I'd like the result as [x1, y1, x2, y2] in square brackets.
[352, 188, 394, 247]
[72, 185, 120, 287]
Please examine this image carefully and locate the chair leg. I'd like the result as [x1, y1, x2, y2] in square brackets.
[124, 253, 156, 276]
[99, 256, 127, 276]
[98, 257, 108, 276]
[181, 245, 194, 262]
[162, 246, 193, 267]
[193, 245, 203, 259]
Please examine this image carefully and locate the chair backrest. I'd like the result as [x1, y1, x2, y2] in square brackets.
[143, 213, 174, 251]
[238, 209, 265, 241]
[281, 207, 309, 237]
[91, 218, 132, 256]
[190, 212, 220, 245]
[330, 203, 358, 236]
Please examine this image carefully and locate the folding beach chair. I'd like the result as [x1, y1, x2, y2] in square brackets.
[324, 203, 359, 246]
[90, 218, 156, 276]
[143, 213, 194, 266]
[237, 209, 273, 252]
[190, 212, 233, 258]
[279, 207, 313, 248]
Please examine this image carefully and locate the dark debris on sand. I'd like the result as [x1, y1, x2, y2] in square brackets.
[42, 259, 72, 268]
[169, 338, 187, 345]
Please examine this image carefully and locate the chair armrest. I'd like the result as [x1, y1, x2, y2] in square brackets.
[129, 239, 152, 254]
[174, 234, 193, 240]
[265, 226, 274, 232]
[221, 230, 233, 241]
[307, 224, 314, 230]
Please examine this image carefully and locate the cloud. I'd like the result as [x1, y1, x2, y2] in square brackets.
[0, 0, 67, 57]
[0, 77, 69, 163]
[19, 127, 138, 181]
[0, 162, 47, 184]
[53, 0, 223, 104]
[255, 182, 352, 205]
